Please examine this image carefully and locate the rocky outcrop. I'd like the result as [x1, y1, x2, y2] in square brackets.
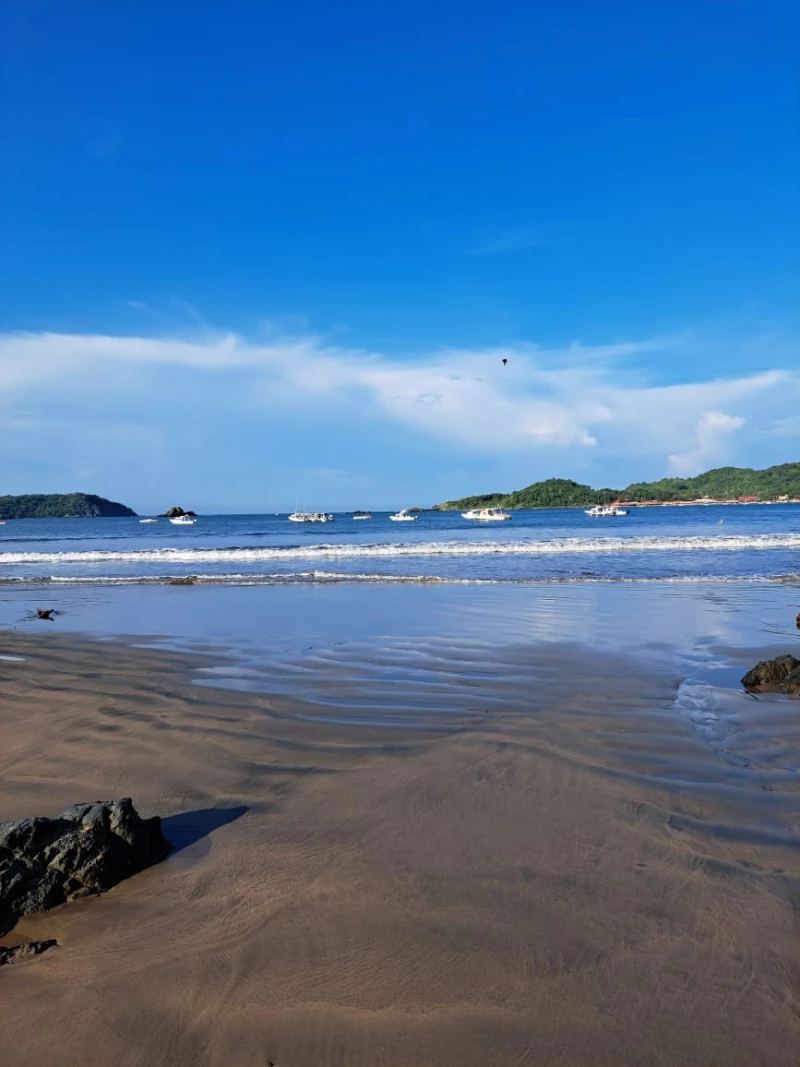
[0, 939, 58, 967]
[159, 506, 197, 518]
[741, 655, 800, 696]
[0, 799, 172, 938]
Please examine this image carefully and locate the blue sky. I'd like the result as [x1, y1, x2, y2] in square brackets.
[1, 0, 798, 512]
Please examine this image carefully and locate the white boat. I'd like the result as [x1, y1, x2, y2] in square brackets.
[461, 507, 511, 521]
[585, 505, 628, 517]
[289, 512, 333, 523]
[169, 514, 197, 525]
[390, 509, 417, 522]
[139, 518, 158, 524]
[352, 513, 372, 520]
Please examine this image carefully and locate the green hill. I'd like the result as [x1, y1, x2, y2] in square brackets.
[621, 463, 800, 502]
[435, 463, 800, 510]
[0, 493, 137, 519]
[437, 478, 618, 511]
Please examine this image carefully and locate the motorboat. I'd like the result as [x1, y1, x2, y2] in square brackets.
[461, 507, 511, 521]
[289, 512, 333, 523]
[585, 505, 628, 517]
[169, 514, 197, 525]
[352, 512, 372, 520]
[139, 518, 158, 523]
[390, 509, 417, 522]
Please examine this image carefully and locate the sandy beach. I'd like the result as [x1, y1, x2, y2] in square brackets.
[1, 605, 798, 1067]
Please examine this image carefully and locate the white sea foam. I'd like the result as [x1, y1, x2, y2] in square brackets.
[0, 571, 795, 588]
[2, 532, 800, 567]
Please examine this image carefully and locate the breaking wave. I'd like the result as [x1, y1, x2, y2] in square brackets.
[3, 532, 800, 567]
[0, 571, 797, 588]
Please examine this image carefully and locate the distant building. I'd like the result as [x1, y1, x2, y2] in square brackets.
[777, 495, 789, 502]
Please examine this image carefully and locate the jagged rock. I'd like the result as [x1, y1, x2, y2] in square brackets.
[36, 608, 55, 620]
[796, 613, 800, 629]
[0, 939, 58, 967]
[741, 655, 800, 696]
[0, 799, 171, 937]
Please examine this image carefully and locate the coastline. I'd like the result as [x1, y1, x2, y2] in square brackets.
[1, 580, 799, 1066]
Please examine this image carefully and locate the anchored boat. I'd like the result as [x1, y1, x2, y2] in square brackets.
[289, 512, 334, 523]
[461, 507, 511, 521]
[585, 505, 628, 517]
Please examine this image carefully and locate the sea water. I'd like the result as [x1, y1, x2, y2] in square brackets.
[1, 504, 799, 585]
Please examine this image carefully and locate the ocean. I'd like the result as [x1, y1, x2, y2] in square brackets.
[2, 503, 797, 720]
[2, 503, 799, 586]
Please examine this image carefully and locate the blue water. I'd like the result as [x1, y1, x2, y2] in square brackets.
[1, 504, 799, 585]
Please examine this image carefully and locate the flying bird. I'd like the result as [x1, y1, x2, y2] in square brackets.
[502, 358, 508, 366]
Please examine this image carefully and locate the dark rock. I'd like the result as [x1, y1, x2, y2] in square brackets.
[0, 939, 58, 967]
[741, 655, 800, 696]
[168, 576, 196, 585]
[159, 507, 198, 518]
[0, 799, 171, 937]
[796, 613, 800, 629]
[36, 608, 56, 620]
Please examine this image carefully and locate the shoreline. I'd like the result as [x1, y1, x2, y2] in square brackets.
[1, 601, 799, 1065]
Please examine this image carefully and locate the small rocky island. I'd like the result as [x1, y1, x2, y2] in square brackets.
[0, 798, 171, 965]
[0, 493, 136, 519]
[158, 506, 198, 518]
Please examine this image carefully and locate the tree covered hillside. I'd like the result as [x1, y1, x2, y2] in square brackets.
[435, 463, 800, 510]
[621, 463, 800, 502]
[0, 493, 137, 519]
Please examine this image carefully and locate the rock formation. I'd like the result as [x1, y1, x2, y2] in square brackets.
[741, 655, 800, 696]
[159, 506, 197, 518]
[0, 939, 58, 966]
[0, 799, 172, 944]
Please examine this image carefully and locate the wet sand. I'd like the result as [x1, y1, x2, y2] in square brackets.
[1, 624, 799, 1067]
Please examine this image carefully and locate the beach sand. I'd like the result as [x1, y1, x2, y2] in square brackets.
[1, 629, 798, 1066]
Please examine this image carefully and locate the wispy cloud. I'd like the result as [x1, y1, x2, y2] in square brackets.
[0, 326, 797, 481]
[469, 224, 550, 255]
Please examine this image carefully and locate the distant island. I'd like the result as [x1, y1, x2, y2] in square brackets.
[0, 493, 137, 519]
[434, 462, 800, 511]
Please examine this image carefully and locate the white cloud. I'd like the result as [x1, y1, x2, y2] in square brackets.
[0, 327, 797, 474]
[668, 411, 747, 477]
